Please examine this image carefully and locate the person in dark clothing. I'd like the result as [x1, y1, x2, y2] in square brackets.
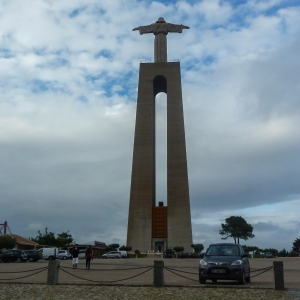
[85, 245, 93, 270]
[72, 245, 79, 271]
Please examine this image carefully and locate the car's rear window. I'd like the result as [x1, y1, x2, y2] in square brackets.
[206, 245, 239, 256]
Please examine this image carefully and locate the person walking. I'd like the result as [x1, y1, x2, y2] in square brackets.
[85, 245, 93, 270]
[72, 244, 79, 271]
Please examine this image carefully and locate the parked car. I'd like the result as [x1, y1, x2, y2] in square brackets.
[199, 243, 250, 284]
[23, 250, 42, 262]
[178, 252, 189, 258]
[163, 250, 174, 258]
[39, 248, 59, 260]
[117, 250, 129, 258]
[188, 253, 198, 258]
[263, 252, 273, 258]
[58, 250, 72, 260]
[0, 249, 27, 263]
[102, 251, 122, 259]
[78, 250, 86, 259]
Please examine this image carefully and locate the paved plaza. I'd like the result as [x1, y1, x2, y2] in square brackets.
[0, 257, 300, 299]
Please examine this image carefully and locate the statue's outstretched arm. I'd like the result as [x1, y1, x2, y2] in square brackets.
[182, 25, 190, 29]
[132, 27, 140, 31]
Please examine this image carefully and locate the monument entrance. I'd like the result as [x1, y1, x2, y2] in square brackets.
[127, 17, 193, 253]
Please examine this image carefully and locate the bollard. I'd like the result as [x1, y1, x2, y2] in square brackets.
[153, 260, 164, 287]
[47, 259, 60, 285]
[273, 261, 285, 290]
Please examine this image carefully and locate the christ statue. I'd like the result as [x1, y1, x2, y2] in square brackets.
[133, 17, 189, 62]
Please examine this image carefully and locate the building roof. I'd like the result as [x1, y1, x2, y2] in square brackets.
[5, 234, 39, 246]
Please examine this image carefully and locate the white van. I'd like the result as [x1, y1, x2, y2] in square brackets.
[39, 248, 59, 260]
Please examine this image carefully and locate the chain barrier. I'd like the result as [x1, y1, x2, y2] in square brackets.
[250, 266, 273, 279]
[0, 267, 48, 281]
[164, 266, 199, 282]
[0, 266, 48, 274]
[164, 266, 198, 275]
[61, 265, 152, 271]
[60, 266, 153, 283]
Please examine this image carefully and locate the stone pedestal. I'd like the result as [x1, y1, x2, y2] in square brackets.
[154, 260, 164, 287]
[273, 261, 285, 290]
[47, 259, 60, 285]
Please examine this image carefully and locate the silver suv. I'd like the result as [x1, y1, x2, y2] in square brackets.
[58, 250, 71, 260]
[102, 251, 122, 259]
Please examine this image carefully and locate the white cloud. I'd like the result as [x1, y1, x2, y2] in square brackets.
[1, 0, 300, 252]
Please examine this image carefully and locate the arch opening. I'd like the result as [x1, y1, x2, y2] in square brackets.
[155, 92, 167, 206]
[153, 75, 167, 97]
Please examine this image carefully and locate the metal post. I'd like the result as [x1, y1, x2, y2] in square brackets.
[47, 259, 60, 285]
[154, 260, 164, 287]
[273, 261, 285, 290]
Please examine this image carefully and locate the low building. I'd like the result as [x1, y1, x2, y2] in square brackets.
[4, 234, 39, 250]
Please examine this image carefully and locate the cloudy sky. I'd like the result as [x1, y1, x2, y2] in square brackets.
[1, 0, 300, 252]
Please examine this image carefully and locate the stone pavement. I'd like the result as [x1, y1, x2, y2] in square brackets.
[0, 284, 299, 300]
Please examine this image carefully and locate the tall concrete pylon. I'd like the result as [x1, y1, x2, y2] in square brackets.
[127, 17, 192, 253]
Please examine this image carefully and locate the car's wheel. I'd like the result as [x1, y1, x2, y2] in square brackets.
[212, 279, 217, 283]
[16, 258, 22, 263]
[29, 258, 33, 262]
[245, 270, 250, 283]
[63, 256, 67, 260]
[239, 269, 245, 285]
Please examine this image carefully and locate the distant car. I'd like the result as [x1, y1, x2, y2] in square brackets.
[178, 252, 188, 258]
[0, 249, 27, 263]
[24, 250, 42, 262]
[199, 243, 250, 284]
[163, 250, 174, 258]
[78, 250, 86, 259]
[264, 252, 273, 258]
[188, 253, 198, 258]
[58, 250, 72, 260]
[39, 248, 59, 260]
[102, 251, 122, 259]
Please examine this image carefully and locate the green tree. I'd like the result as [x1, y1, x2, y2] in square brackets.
[219, 216, 255, 244]
[31, 228, 73, 248]
[191, 244, 204, 254]
[105, 243, 120, 252]
[278, 248, 288, 257]
[0, 235, 16, 251]
[31, 228, 56, 246]
[242, 245, 258, 254]
[292, 238, 300, 253]
[263, 248, 278, 256]
[119, 245, 132, 251]
[56, 231, 73, 248]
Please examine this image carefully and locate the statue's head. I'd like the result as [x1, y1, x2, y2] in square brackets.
[156, 17, 166, 23]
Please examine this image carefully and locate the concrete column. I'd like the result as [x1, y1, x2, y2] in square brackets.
[273, 261, 285, 290]
[154, 260, 164, 287]
[47, 259, 60, 285]
[154, 34, 167, 62]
